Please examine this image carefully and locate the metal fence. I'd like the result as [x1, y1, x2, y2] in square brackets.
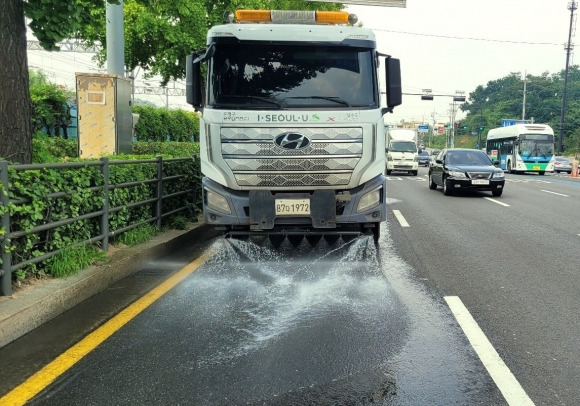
[0, 156, 200, 296]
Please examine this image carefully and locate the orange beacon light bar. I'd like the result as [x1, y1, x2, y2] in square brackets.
[233, 10, 356, 25]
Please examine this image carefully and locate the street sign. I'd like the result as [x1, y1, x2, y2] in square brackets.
[418, 124, 429, 133]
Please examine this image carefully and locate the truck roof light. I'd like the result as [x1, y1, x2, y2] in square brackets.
[235, 10, 272, 23]
[233, 10, 355, 25]
[315, 11, 352, 24]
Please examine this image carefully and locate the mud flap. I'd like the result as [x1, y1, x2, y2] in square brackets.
[249, 190, 336, 230]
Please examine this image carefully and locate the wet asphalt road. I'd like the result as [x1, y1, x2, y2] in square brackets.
[5, 168, 578, 405]
[2, 232, 505, 405]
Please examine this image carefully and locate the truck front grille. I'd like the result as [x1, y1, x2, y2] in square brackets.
[221, 127, 363, 188]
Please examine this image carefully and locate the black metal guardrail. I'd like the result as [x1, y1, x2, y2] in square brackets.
[0, 156, 199, 296]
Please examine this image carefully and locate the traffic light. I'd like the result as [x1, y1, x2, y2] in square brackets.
[461, 125, 468, 130]
[479, 126, 485, 131]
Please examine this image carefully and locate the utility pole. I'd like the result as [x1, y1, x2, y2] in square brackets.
[106, 0, 125, 76]
[522, 70, 527, 121]
[558, 1, 577, 153]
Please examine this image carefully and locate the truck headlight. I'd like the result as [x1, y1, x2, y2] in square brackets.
[357, 187, 381, 213]
[206, 189, 231, 214]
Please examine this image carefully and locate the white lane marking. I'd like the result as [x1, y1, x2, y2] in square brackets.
[445, 296, 535, 406]
[540, 189, 569, 197]
[386, 176, 403, 180]
[483, 197, 510, 207]
[392, 209, 410, 227]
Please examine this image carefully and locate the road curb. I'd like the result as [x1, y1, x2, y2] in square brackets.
[0, 222, 214, 349]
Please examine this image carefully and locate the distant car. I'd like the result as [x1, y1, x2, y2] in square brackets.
[417, 150, 430, 166]
[428, 148, 505, 196]
[553, 156, 572, 174]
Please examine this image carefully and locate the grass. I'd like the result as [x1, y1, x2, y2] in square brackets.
[49, 245, 108, 278]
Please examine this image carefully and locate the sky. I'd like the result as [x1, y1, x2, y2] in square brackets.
[27, 0, 576, 124]
[347, 0, 576, 126]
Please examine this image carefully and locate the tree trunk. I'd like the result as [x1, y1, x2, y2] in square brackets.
[0, 0, 32, 164]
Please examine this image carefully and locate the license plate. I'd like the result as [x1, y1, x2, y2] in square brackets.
[275, 199, 310, 215]
[471, 179, 489, 185]
[533, 165, 541, 170]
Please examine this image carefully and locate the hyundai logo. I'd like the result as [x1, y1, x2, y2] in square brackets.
[274, 132, 311, 150]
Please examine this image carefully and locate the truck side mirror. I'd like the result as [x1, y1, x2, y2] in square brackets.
[385, 58, 402, 110]
[186, 54, 203, 108]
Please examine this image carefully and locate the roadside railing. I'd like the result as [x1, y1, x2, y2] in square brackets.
[0, 156, 200, 296]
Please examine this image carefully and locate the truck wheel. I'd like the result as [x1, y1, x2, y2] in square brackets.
[372, 223, 380, 245]
[428, 173, 437, 189]
[411, 170, 418, 176]
[386, 169, 392, 175]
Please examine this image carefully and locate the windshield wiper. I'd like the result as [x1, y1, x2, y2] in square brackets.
[286, 96, 351, 107]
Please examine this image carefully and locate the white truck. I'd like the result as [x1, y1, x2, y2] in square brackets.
[386, 128, 419, 176]
[185, 9, 402, 243]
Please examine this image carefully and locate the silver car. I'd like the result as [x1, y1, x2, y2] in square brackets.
[553, 157, 572, 174]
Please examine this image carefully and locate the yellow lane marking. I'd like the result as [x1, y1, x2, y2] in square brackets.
[0, 253, 210, 406]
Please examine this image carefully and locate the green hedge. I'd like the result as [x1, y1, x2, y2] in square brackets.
[133, 106, 200, 142]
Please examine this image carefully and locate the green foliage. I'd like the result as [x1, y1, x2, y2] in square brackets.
[29, 70, 74, 138]
[5, 152, 199, 284]
[133, 106, 200, 142]
[132, 141, 199, 157]
[48, 245, 107, 278]
[461, 67, 580, 153]
[32, 132, 78, 163]
[112, 224, 157, 247]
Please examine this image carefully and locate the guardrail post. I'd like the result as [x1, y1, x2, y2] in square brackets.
[156, 156, 163, 230]
[100, 157, 110, 252]
[0, 161, 12, 296]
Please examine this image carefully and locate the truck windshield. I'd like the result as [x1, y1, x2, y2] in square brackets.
[208, 43, 376, 109]
[390, 141, 416, 153]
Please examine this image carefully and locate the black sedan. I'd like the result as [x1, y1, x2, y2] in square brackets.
[428, 148, 505, 196]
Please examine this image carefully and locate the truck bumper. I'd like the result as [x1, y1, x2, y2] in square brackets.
[202, 175, 386, 232]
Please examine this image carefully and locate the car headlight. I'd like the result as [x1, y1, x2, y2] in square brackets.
[492, 171, 505, 179]
[206, 189, 231, 214]
[357, 187, 382, 213]
[448, 171, 467, 178]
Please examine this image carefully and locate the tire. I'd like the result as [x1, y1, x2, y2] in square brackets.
[372, 223, 380, 245]
[411, 170, 418, 176]
[507, 160, 515, 174]
[428, 173, 437, 190]
[539, 171, 545, 176]
[556, 170, 561, 173]
[386, 169, 392, 175]
[443, 177, 453, 196]
[492, 189, 503, 197]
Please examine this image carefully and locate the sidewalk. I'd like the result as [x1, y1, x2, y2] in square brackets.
[0, 222, 213, 349]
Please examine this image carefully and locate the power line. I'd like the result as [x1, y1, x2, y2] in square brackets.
[371, 28, 568, 46]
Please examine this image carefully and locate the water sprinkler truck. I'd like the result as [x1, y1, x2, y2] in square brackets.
[186, 9, 402, 244]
